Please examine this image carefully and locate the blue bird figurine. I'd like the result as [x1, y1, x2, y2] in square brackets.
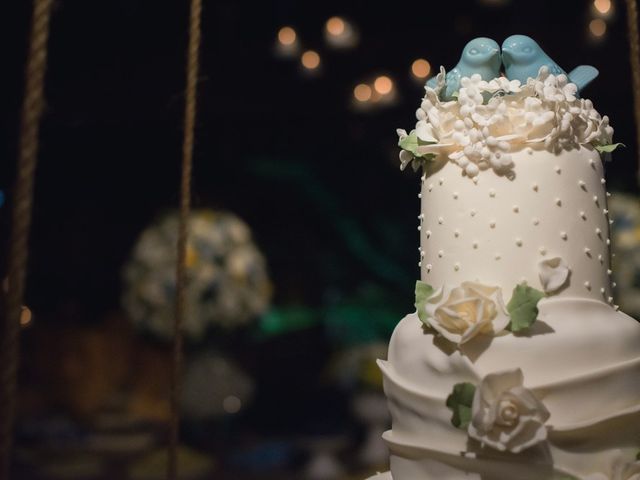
[426, 37, 501, 100]
[502, 34, 599, 92]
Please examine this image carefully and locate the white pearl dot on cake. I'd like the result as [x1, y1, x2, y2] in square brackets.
[609, 219, 614, 225]
[489, 189, 496, 198]
[607, 238, 611, 245]
[580, 211, 587, 220]
[532, 183, 539, 191]
[601, 178, 606, 184]
[438, 217, 444, 224]
[439, 178, 444, 185]
[453, 192, 459, 199]
[554, 166, 561, 174]
[603, 208, 609, 215]
[417, 225, 421, 231]
[418, 261, 422, 267]
[584, 247, 591, 256]
[595, 227, 602, 235]
[561, 231, 568, 240]
[495, 254, 501, 260]
[589, 158, 596, 168]
[526, 147, 533, 155]
[606, 191, 612, 197]
[584, 281, 591, 290]
[428, 184, 433, 192]
[607, 269, 613, 275]
[472, 241, 478, 249]
[454, 230, 460, 238]
[615, 305, 620, 311]
[470, 209, 477, 217]
[600, 287, 606, 294]
[532, 218, 540, 226]
[472, 176, 479, 184]
[578, 180, 586, 190]
[555, 198, 562, 206]
[438, 250, 444, 258]
[454, 263, 460, 271]
[418, 193, 422, 198]
[598, 254, 603, 263]
[426, 263, 432, 272]
[426, 230, 432, 238]
[512, 205, 519, 213]
[489, 221, 496, 228]
[539, 247, 547, 255]
[593, 195, 599, 203]
[613, 282, 617, 288]
[516, 238, 523, 247]
[421, 174, 426, 181]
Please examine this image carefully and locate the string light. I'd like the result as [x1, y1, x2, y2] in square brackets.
[353, 83, 372, 102]
[277, 26, 296, 45]
[326, 17, 345, 36]
[374, 75, 393, 95]
[324, 16, 358, 48]
[411, 59, 431, 79]
[589, 18, 607, 38]
[593, 0, 612, 15]
[301, 50, 321, 70]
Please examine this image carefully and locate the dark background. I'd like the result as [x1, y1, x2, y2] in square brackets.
[3, 0, 637, 318]
[1, 0, 639, 474]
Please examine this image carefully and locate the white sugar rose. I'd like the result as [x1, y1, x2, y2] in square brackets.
[424, 282, 510, 345]
[585, 453, 640, 480]
[469, 368, 550, 453]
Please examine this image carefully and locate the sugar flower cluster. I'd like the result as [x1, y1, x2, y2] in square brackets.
[397, 66, 615, 178]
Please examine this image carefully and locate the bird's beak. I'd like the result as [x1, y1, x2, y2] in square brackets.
[501, 46, 513, 59]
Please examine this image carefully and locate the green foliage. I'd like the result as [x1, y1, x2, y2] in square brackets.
[414, 280, 434, 326]
[398, 131, 436, 160]
[507, 284, 545, 332]
[595, 142, 625, 153]
[446, 382, 476, 429]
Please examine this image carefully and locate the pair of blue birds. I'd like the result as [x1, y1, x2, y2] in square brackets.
[426, 35, 599, 100]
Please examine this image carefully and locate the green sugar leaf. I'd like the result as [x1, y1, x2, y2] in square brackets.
[398, 131, 436, 159]
[507, 284, 545, 333]
[595, 142, 625, 153]
[446, 382, 476, 429]
[414, 280, 434, 327]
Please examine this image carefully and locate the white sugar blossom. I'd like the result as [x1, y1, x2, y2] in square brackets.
[584, 453, 640, 480]
[398, 66, 616, 178]
[469, 368, 550, 453]
[421, 281, 510, 345]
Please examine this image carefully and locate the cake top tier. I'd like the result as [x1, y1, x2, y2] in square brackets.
[397, 36, 620, 180]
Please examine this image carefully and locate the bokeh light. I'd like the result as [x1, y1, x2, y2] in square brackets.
[593, 0, 612, 15]
[326, 16, 345, 36]
[589, 18, 607, 38]
[353, 83, 372, 102]
[277, 26, 296, 46]
[374, 76, 394, 95]
[301, 50, 321, 70]
[411, 59, 431, 79]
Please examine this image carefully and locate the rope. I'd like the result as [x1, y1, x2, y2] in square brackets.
[1, 0, 54, 478]
[168, 0, 202, 478]
[626, 0, 640, 184]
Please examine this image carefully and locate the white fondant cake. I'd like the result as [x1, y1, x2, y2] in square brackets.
[372, 59, 640, 479]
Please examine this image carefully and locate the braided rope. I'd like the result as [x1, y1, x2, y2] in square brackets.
[1, 0, 54, 478]
[168, 0, 202, 478]
[626, 0, 640, 184]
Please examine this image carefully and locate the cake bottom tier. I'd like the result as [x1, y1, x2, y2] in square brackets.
[378, 298, 640, 479]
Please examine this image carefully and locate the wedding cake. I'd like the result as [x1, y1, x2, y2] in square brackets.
[371, 37, 640, 479]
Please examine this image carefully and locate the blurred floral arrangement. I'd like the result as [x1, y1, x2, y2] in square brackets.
[122, 209, 272, 341]
[609, 193, 640, 317]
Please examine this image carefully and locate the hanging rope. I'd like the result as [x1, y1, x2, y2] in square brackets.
[626, 0, 640, 184]
[168, 0, 202, 478]
[1, 0, 54, 478]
